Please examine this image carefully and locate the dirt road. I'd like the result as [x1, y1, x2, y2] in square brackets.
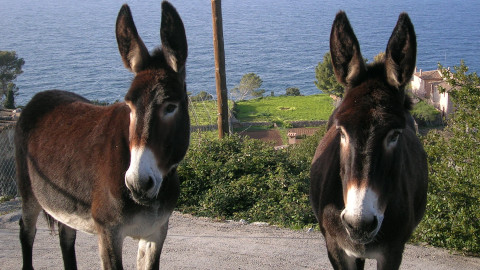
[1, 200, 479, 269]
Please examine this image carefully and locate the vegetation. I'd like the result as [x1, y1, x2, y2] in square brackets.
[190, 91, 213, 102]
[234, 94, 333, 123]
[314, 52, 343, 98]
[231, 73, 265, 100]
[177, 128, 326, 228]
[285, 87, 301, 96]
[189, 99, 236, 126]
[189, 99, 218, 126]
[0, 51, 24, 108]
[181, 62, 480, 256]
[412, 61, 480, 255]
[3, 83, 18, 109]
[314, 51, 385, 99]
[373, 51, 385, 63]
[411, 100, 441, 125]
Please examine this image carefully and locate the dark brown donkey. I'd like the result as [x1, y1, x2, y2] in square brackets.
[310, 12, 428, 269]
[15, 2, 189, 269]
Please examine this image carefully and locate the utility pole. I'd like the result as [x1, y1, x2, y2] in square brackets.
[211, 0, 229, 138]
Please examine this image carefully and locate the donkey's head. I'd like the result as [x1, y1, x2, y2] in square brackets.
[330, 11, 416, 243]
[116, 2, 189, 205]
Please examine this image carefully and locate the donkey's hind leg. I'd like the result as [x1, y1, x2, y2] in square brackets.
[59, 222, 78, 270]
[19, 197, 42, 270]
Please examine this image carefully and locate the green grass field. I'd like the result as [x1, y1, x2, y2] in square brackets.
[189, 100, 235, 126]
[233, 94, 334, 122]
[189, 100, 217, 126]
[189, 94, 334, 126]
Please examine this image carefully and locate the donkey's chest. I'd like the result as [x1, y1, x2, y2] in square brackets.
[344, 245, 384, 260]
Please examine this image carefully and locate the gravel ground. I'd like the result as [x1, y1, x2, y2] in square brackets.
[1, 199, 479, 269]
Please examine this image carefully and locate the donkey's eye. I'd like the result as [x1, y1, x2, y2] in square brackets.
[390, 131, 401, 142]
[386, 129, 403, 148]
[164, 104, 177, 114]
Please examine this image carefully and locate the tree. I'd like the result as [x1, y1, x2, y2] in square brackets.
[315, 51, 384, 99]
[0, 51, 25, 109]
[285, 87, 300, 96]
[439, 61, 480, 123]
[373, 51, 385, 63]
[0, 51, 24, 106]
[231, 73, 263, 101]
[314, 52, 343, 98]
[3, 83, 19, 109]
[251, 89, 265, 98]
[191, 91, 213, 102]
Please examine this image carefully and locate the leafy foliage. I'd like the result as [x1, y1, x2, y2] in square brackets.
[412, 61, 480, 255]
[0, 51, 24, 107]
[285, 87, 301, 96]
[314, 52, 343, 97]
[411, 100, 440, 124]
[373, 51, 385, 63]
[190, 91, 213, 102]
[314, 51, 386, 98]
[231, 73, 264, 101]
[3, 83, 18, 109]
[177, 129, 326, 228]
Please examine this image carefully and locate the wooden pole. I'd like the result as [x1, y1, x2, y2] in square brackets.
[211, 0, 229, 138]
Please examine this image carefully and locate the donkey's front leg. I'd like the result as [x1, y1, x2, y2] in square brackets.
[97, 226, 124, 270]
[137, 221, 169, 270]
[376, 246, 404, 270]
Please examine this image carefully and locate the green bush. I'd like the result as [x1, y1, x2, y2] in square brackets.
[177, 128, 326, 228]
[411, 100, 440, 124]
[411, 62, 480, 255]
[413, 128, 480, 255]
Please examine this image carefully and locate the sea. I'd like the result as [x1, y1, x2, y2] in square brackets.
[1, 0, 479, 105]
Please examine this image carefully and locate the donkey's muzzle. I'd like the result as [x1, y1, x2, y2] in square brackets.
[341, 211, 381, 244]
[125, 146, 163, 205]
[125, 174, 162, 205]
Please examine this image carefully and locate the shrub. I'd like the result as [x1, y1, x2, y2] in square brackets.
[190, 91, 213, 102]
[411, 62, 480, 255]
[411, 100, 441, 125]
[285, 87, 301, 96]
[177, 128, 326, 228]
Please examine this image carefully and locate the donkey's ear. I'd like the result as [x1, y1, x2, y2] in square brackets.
[330, 11, 366, 87]
[116, 4, 150, 74]
[385, 13, 417, 88]
[160, 1, 188, 74]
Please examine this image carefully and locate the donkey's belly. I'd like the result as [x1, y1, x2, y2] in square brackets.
[28, 163, 97, 234]
[43, 206, 97, 234]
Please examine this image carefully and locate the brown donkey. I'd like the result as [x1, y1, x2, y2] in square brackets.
[15, 2, 189, 269]
[310, 12, 428, 269]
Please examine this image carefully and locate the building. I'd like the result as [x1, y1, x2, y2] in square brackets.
[411, 67, 454, 117]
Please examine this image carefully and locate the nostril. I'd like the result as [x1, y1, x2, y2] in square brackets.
[145, 176, 154, 191]
[340, 211, 354, 231]
[367, 216, 378, 233]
